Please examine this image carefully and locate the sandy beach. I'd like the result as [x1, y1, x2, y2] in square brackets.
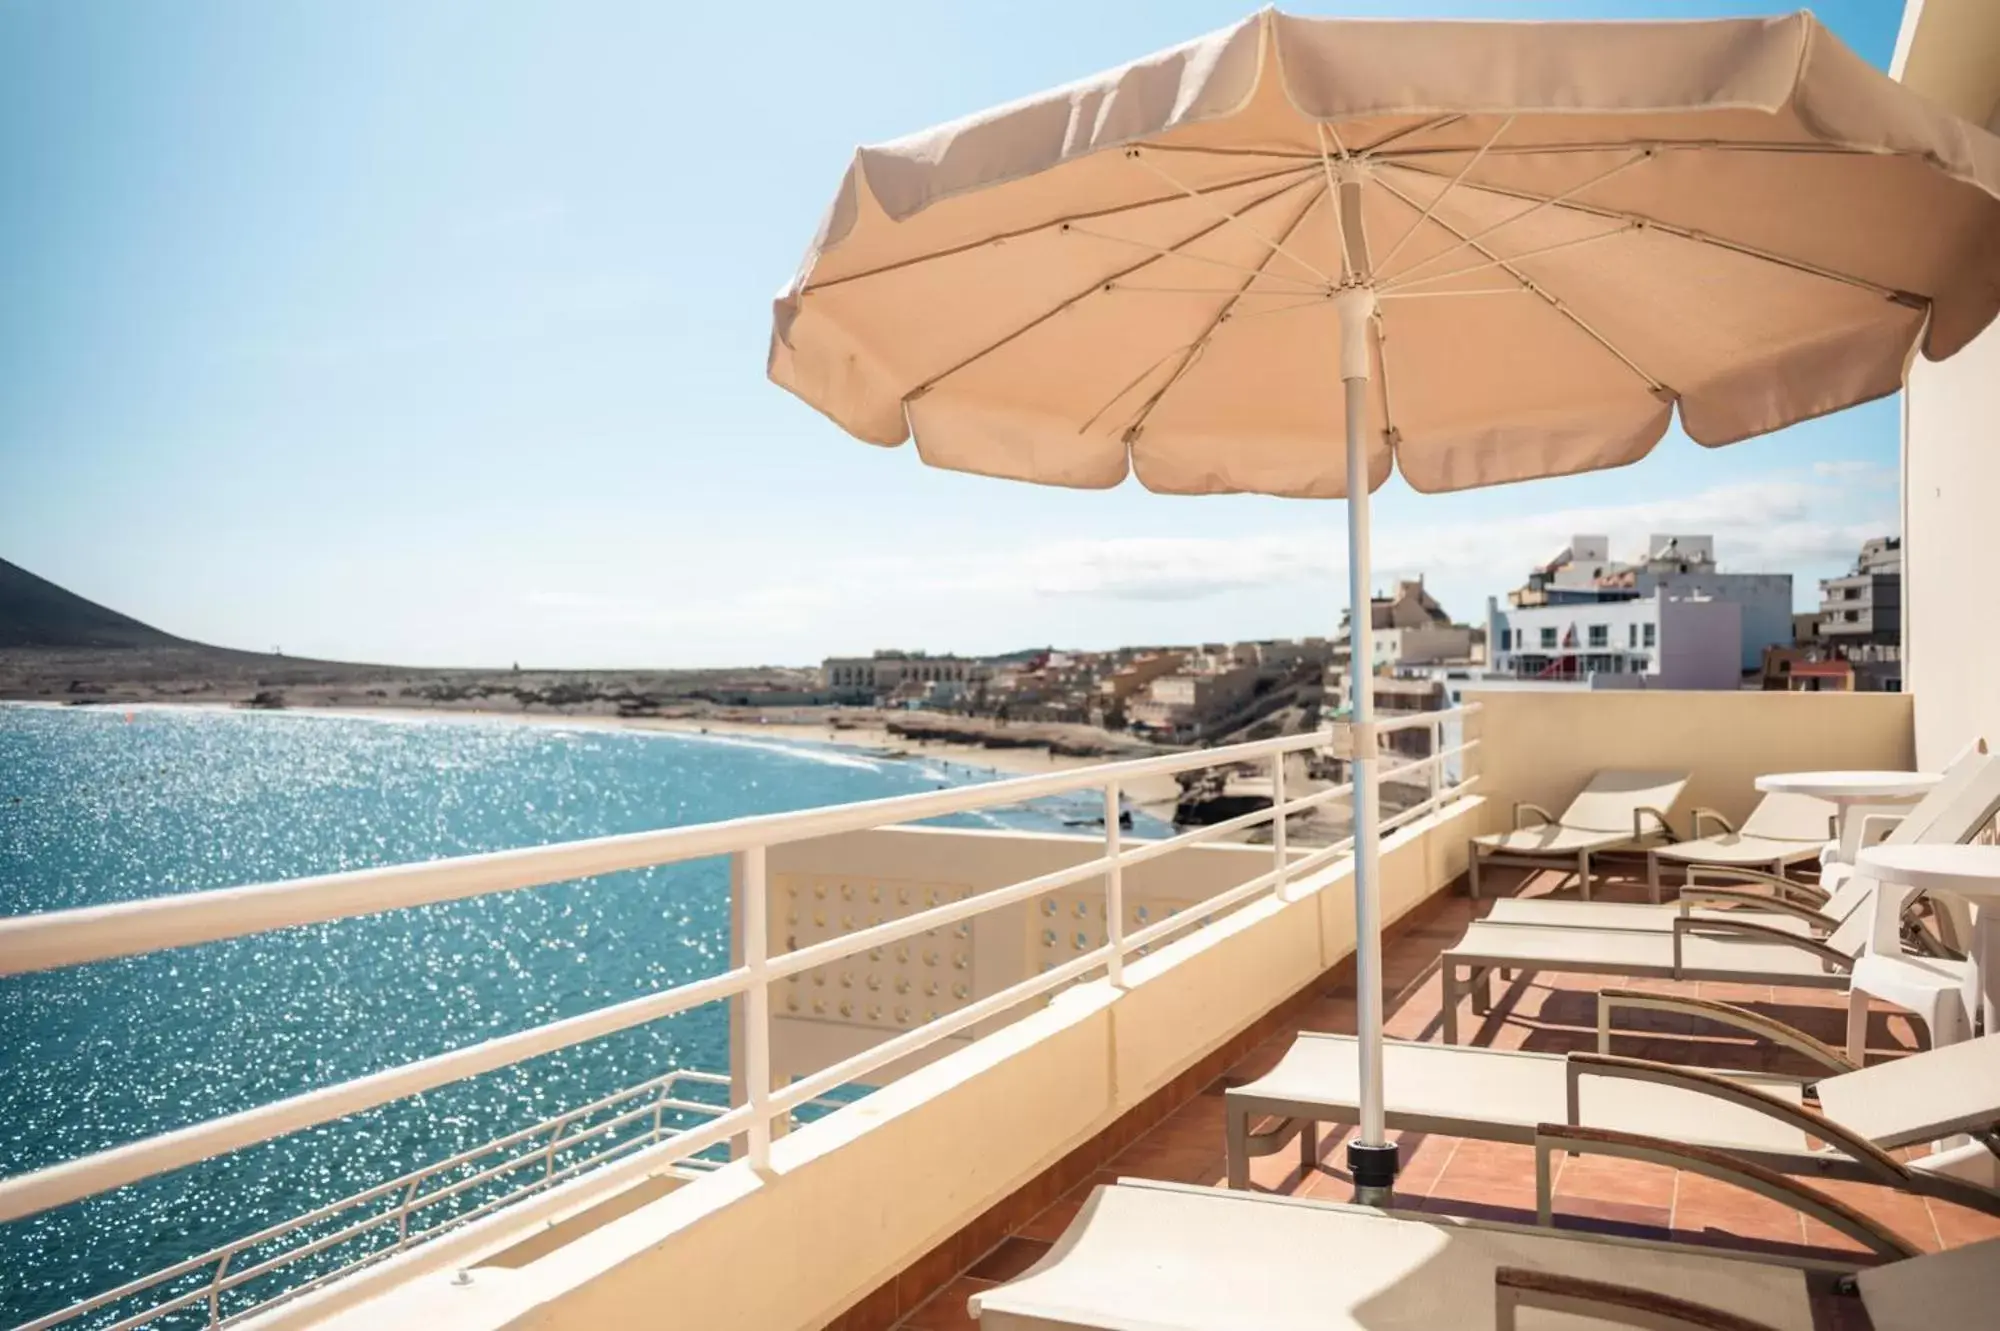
[625, 713, 1184, 809]
[42, 698, 1191, 813]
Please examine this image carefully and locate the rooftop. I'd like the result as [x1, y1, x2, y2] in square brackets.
[881, 859, 2000, 1329]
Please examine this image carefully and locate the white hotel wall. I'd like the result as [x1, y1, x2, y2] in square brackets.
[1904, 324, 2000, 768]
[1895, 0, 2000, 769]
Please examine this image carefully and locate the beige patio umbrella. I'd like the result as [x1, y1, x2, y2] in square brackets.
[767, 8, 2000, 1201]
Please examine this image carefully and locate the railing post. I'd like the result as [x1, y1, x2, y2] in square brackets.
[744, 845, 773, 1171]
[1104, 782, 1127, 988]
[1271, 752, 1290, 900]
[1427, 716, 1442, 809]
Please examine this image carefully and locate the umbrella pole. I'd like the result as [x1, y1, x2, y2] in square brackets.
[1337, 287, 1397, 1206]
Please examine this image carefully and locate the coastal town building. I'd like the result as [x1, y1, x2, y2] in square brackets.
[1126, 663, 1259, 740]
[1327, 578, 1482, 709]
[1759, 537, 1904, 692]
[820, 651, 987, 700]
[1487, 588, 1743, 689]
[1094, 651, 1186, 708]
[1817, 536, 1902, 691]
[1503, 534, 1791, 672]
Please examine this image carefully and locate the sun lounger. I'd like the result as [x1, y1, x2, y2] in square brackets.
[1478, 753, 2000, 940]
[1224, 1014, 2000, 1218]
[1478, 857, 1873, 936]
[970, 1177, 1993, 1330]
[1437, 916, 1864, 1043]
[1440, 763, 2000, 1032]
[1642, 791, 1835, 895]
[1467, 770, 1687, 901]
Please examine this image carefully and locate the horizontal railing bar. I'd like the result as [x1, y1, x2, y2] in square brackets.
[0, 728, 1361, 978]
[769, 854, 1114, 980]
[1371, 703, 1478, 736]
[0, 966, 749, 1223]
[1113, 802, 1278, 870]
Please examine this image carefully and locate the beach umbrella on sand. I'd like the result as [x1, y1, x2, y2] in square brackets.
[767, 9, 2000, 1201]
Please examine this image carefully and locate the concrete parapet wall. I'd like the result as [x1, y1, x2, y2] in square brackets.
[1465, 688, 1915, 832]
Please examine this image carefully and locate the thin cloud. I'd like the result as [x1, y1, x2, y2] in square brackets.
[895, 474, 1894, 606]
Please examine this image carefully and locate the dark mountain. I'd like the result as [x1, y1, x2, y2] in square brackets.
[0, 558, 188, 650]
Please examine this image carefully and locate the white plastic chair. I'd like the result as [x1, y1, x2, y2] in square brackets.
[1845, 874, 1977, 1064]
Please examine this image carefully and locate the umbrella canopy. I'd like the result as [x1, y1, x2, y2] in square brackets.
[767, 8, 2000, 1202]
[771, 9, 2000, 496]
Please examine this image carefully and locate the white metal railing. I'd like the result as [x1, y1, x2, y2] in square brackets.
[1, 706, 1480, 1329]
[14, 1069, 851, 1331]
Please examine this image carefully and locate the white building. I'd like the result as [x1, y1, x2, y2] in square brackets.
[1506, 534, 1790, 672]
[1487, 589, 1744, 691]
[821, 651, 986, 698]
[1896, 0, 2000, 765]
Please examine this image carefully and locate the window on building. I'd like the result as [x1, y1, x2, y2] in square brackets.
[1628, 624, 1638, 648]
[1643, 623, 1656, 648]
[1540, 627, 1558, 649]
[1587, 624, 1608, 648]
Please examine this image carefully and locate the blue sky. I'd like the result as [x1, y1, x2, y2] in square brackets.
[0, 1, 1908, 668]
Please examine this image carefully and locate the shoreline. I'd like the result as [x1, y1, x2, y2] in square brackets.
[9, 698, 1188, 809]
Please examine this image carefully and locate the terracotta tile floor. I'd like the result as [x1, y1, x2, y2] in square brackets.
[887, 862, 2000, 1329]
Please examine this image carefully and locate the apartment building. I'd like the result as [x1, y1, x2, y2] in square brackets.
[1126, 664, 1259, 740]
[821, 651, 987, 699]
[1487, 589, 1743, 690]
[1505, 534, 1790, 671]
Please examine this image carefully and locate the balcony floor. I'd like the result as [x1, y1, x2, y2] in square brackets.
[886, 864, 2000, 1331]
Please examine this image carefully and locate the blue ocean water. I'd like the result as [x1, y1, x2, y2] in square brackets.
[0, 705, 1152, 1326]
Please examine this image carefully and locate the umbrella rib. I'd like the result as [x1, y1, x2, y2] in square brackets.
[1377, 140, 1901, 161]
[1315, 123, 1350, 284]
[1074, 292, 1335, 438]
[1100, 183, 1333, 442]
[1355, 113, 1465, 157]
[1372, 306, 1401, 461]
[1127, 147, 1333, 284]
[1379, 223, 1641, 294]
[1377, 149, 1654, 288]
[1100, 285, 1322, 295]
[801, 162, 1317, 294]
[1370, 173, 1671, 396]
[904, 173, 1323, 402]
[1378, 287, 1533, 300]
[1374, 115, 1514, 276]
[1378, 160, 1914, 302]
[1063, 223, 1326, 289]
[1136, 142, 1320, 162]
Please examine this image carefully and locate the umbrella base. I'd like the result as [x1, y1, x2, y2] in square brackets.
[1347, 1138, 1400, 1206]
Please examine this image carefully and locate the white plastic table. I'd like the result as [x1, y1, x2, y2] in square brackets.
[1858, 844, 2000, 1033]
[1755, 770, 1940, 862]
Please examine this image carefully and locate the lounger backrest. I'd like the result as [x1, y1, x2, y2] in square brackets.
[1825, 877, 1882, 958]
[1881, 745, 1998, 848]
[1818, 871, 1879, 926]
[1738, 791, 1839, 843]
[1560, 770, 1689, 833]
[1825, 758, 2000, 959]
